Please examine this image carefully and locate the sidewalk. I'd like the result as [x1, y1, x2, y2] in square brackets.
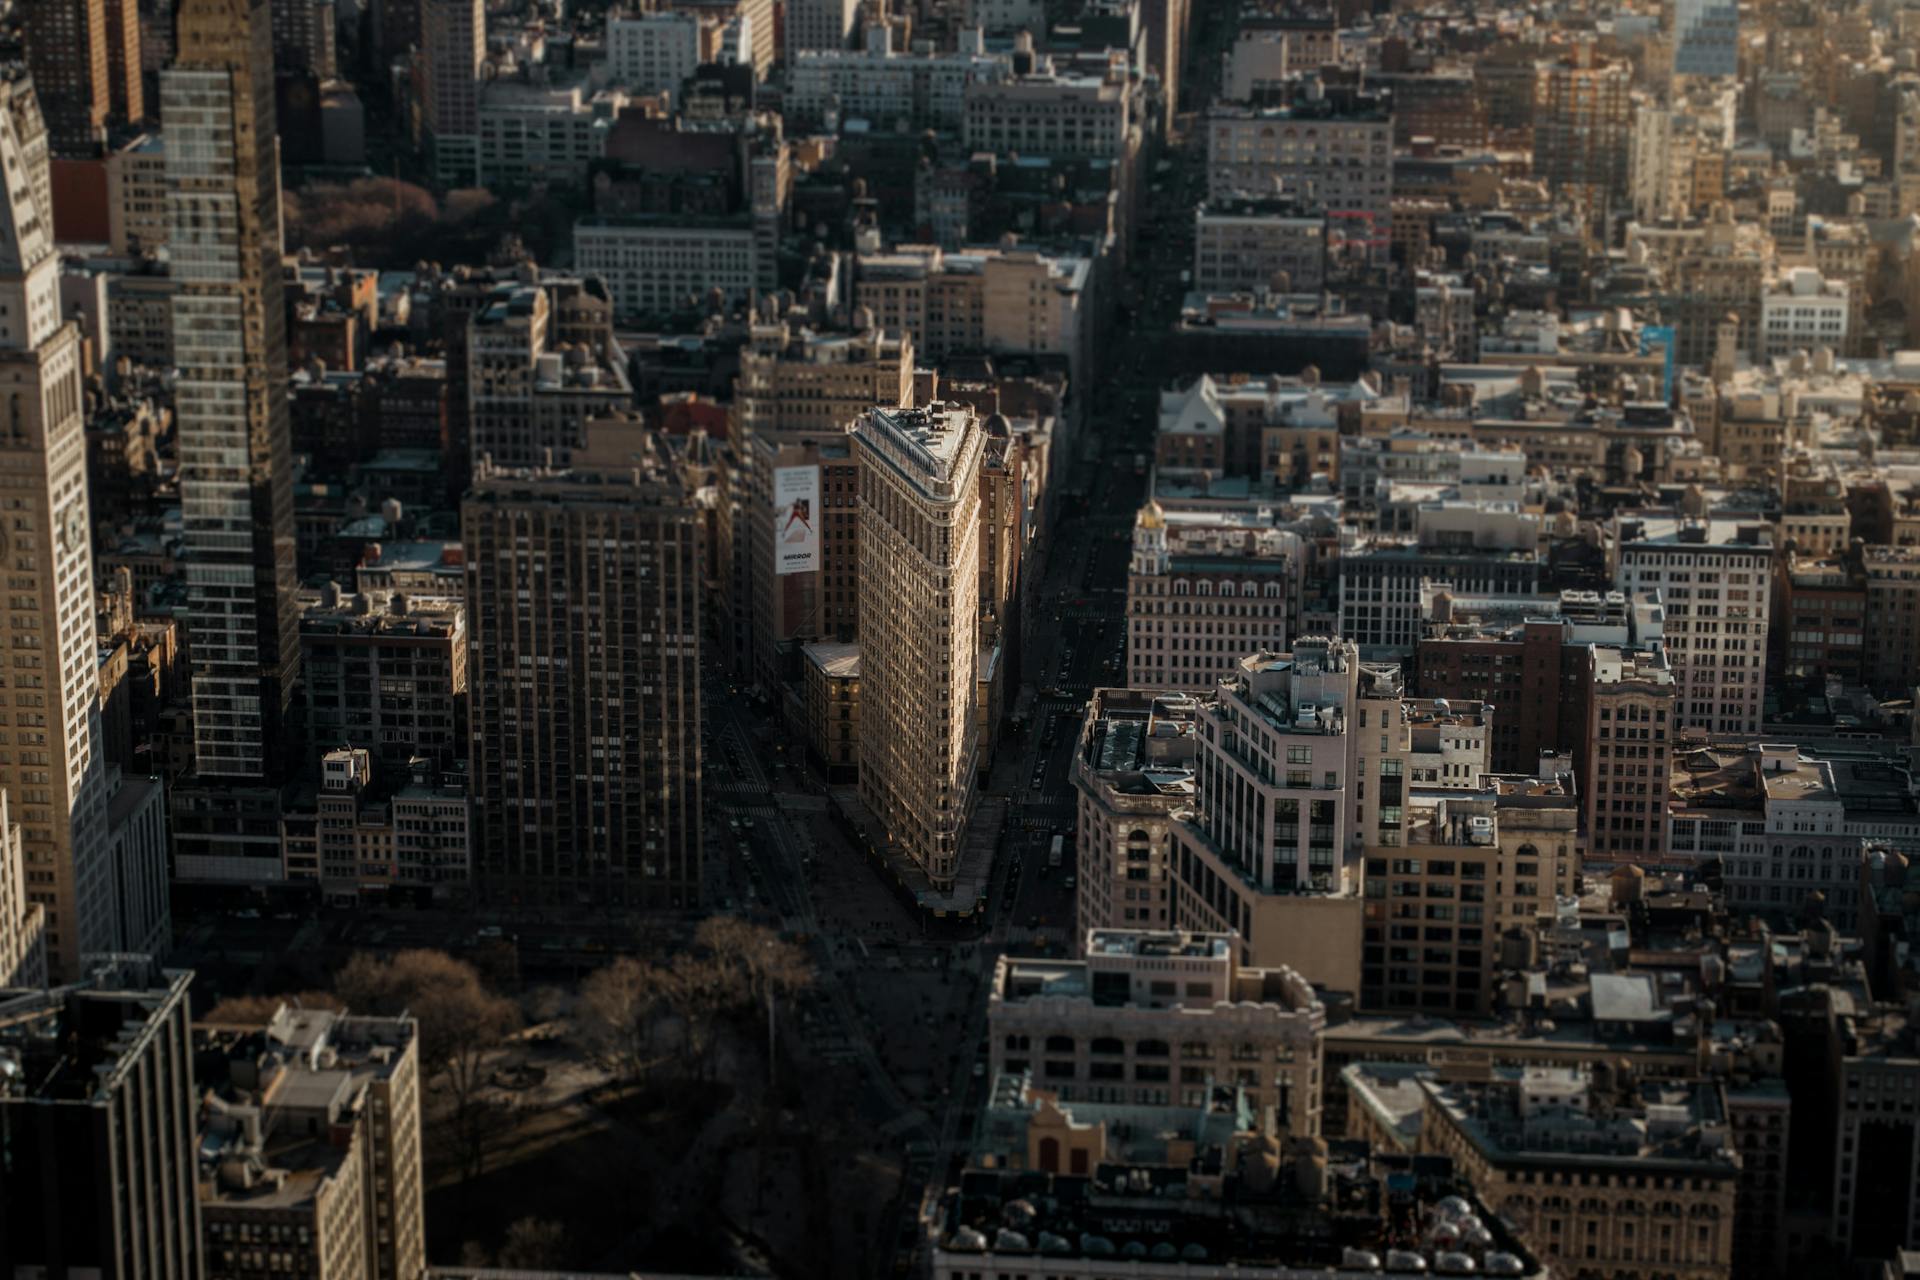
[828, 787, 1005, 922]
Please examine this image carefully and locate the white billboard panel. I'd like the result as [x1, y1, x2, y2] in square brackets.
[773, 465, 821, 576]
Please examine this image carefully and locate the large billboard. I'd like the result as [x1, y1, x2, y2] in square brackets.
[773, 465, 821, 576]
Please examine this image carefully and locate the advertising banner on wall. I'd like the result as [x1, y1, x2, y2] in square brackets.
[773, 465, 821, 576]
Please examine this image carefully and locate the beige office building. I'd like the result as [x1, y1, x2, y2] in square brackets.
[1362, 775, 1581, 1016]
[0, 72, 113, 980]
[853, 404, 985, 892]
[961, 57, 1138, 159]
[198, 1006, 425, 1280]
[734, 320, 913, 443]
[1351, 662, 1493, 849]
[1169, 642, 1367, 993]
[988, 929, 1326, 1140]
[1420, 1069, 1738, 1280]
[1193, 201, 1327, 295]
[1072, 688, 1199, 935]
[853, 244, 1092, 383]
[106, 132, 167, 254]
[1125, 501, 1300, 693]
[1611, 512, 1771, 736]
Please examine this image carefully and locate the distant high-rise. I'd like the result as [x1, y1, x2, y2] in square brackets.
[165, 0, 301, 781]
[1531, 45, 1632, 220]
[463, 419, 703, 907]
[1672, 0, 1738, 78]
[20, 0, 143, 153]
[784, 0, 859, 60]
[421, 0, 483, 184]
[0, 71, 116, 981]
[270, 0, 338, 76]
[374, 0, 421, 70]
[103, 0, 143, 124]
[465, 276, 629, 472]
[0, 959, 203, 1280]
[22, 0, 109, 153]
[852, 403, 985, 894]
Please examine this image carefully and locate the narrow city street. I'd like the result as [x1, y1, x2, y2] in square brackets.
[688, 16, 1238, 1275]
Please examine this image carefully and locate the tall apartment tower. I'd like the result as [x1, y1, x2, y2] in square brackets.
[103, 0, 143, 125]
[422, 0, 484, 185]
[166, 0, 301, 781]
[22, 0, 143, 153]
[1166, 641, 1369, 992]
[852, 404, 985, 894]
[22, 0, 109, 153]
[1532, 45, 1631, 221]
[0, 73, 115, 982]
[1072, 689, 1200, 936]
[0, 960, 203, 1280]
[1585, 641, 1676, 862]
[463, 419, 703, 908]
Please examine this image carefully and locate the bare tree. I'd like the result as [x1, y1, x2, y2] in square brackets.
[576, 956, 668, 1083]
[283, 177, 438, 255]
[496, 1216, 567, 1268]
[443, 188, 498, 223]
[695, 915, 815, 1037]
[656, 950, 735, 1080]
[335, 949, 519, 1177]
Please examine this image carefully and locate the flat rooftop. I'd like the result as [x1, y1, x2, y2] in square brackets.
[802, 641, 860, 679]
[197, 1006, 417, 1211]
[1423, 1069, 1737, 1172]
[1614, 512, 1773, 550]
[861, 403, 981, 480]
[0, 960, 190, 1105]
[937, 1158, 1541, 1274]
[1087, 929, 1232, 961]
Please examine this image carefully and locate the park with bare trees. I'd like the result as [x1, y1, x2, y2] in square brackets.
[219, 915, 901, 1276]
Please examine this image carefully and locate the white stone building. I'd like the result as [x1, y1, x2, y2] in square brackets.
[1611, 511, 1772, 735]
